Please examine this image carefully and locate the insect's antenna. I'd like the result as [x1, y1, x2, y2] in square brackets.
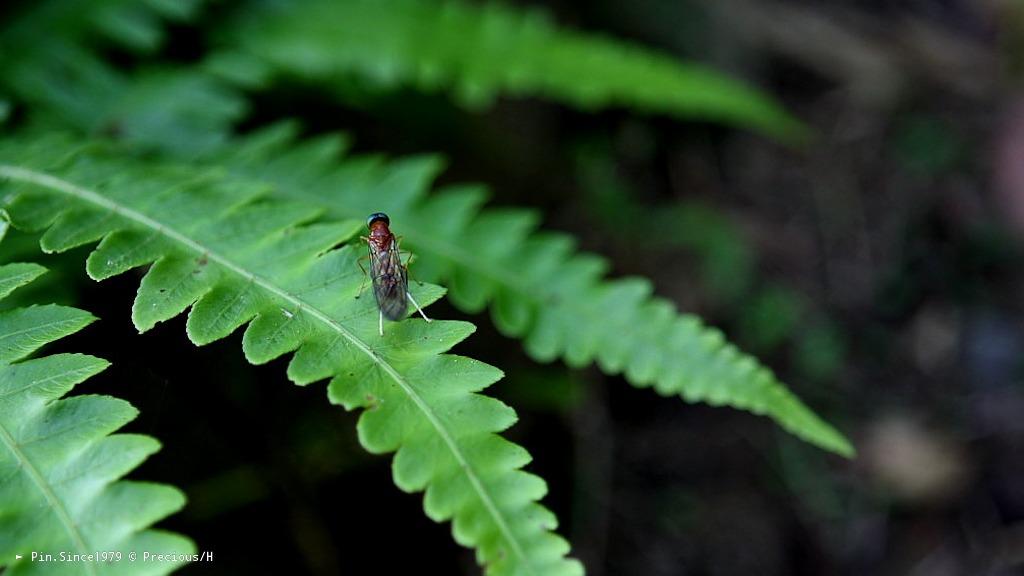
[379, 310, 384, 336]
[407, 292, 432, 322]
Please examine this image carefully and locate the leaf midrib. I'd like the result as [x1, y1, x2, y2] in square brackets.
[262, 187, 574, 315]
[267, 173, 853, 457]
[0, 413, 94, 576]
[0, 165, 534, 573]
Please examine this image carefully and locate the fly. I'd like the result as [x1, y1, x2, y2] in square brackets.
[359, 212, 431, 336]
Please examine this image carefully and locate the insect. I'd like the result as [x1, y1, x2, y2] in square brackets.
[359, 212, 431, 336]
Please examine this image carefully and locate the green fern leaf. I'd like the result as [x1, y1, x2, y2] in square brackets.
[0, 262, 194, 575]
[212, 123, 854, 458]
[0, 136, 583, 575]
[219, 0, 806, 140]
[0, 262, 44, 300]
[0, 1, 243, 156]
[2, 0, 202, 53]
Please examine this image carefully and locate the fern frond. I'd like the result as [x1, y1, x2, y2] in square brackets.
[212, 123, 854, 457]
[3, 0, 202, 53]
[0, 0, 243, 156]
[0, 262, 194, 575]
[0, 136, 583, 575]
[218, 0, 805, 140]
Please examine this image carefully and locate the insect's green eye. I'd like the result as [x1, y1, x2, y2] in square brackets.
[367, 212, 390, 228]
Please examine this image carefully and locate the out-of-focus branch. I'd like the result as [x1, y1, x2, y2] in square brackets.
[702, 0, 996, 107]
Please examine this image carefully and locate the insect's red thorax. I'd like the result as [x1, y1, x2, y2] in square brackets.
[367, 220, 394, 250]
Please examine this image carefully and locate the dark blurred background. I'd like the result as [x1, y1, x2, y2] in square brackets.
[7, 0, 1024, 574]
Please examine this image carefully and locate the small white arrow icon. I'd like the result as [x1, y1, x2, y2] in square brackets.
[15, 554, 22, 560]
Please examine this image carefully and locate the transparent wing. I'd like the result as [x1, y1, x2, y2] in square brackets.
[370, 241, 408, 321]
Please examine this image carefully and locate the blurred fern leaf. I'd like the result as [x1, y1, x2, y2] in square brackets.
[2, 0, 202, 53]
[219, 0, 806, 140]
[215, 123, 854, 457]
[0, 0, 244, 156]
[0, 135, 583, 575]
[0, 262, 194, 575]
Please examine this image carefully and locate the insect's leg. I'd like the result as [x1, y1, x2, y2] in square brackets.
[397, 238, 425, 287]
[398, 237, 429, 318]
[405, 254, 425, 287]
[395, 236, 414, 266]
[355, 255, 370, 299]
[379, 310, 384, 336]
[407, 292, 432, 322]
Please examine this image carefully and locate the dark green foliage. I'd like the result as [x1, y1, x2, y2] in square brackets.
[0, 0, 245, 156]
[218, 0, 806, 140]
[0, 262, 194, 575]
[0, 0, 856, 572]
[0, 136, 582, 575]
[210, 123, 853, 456]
